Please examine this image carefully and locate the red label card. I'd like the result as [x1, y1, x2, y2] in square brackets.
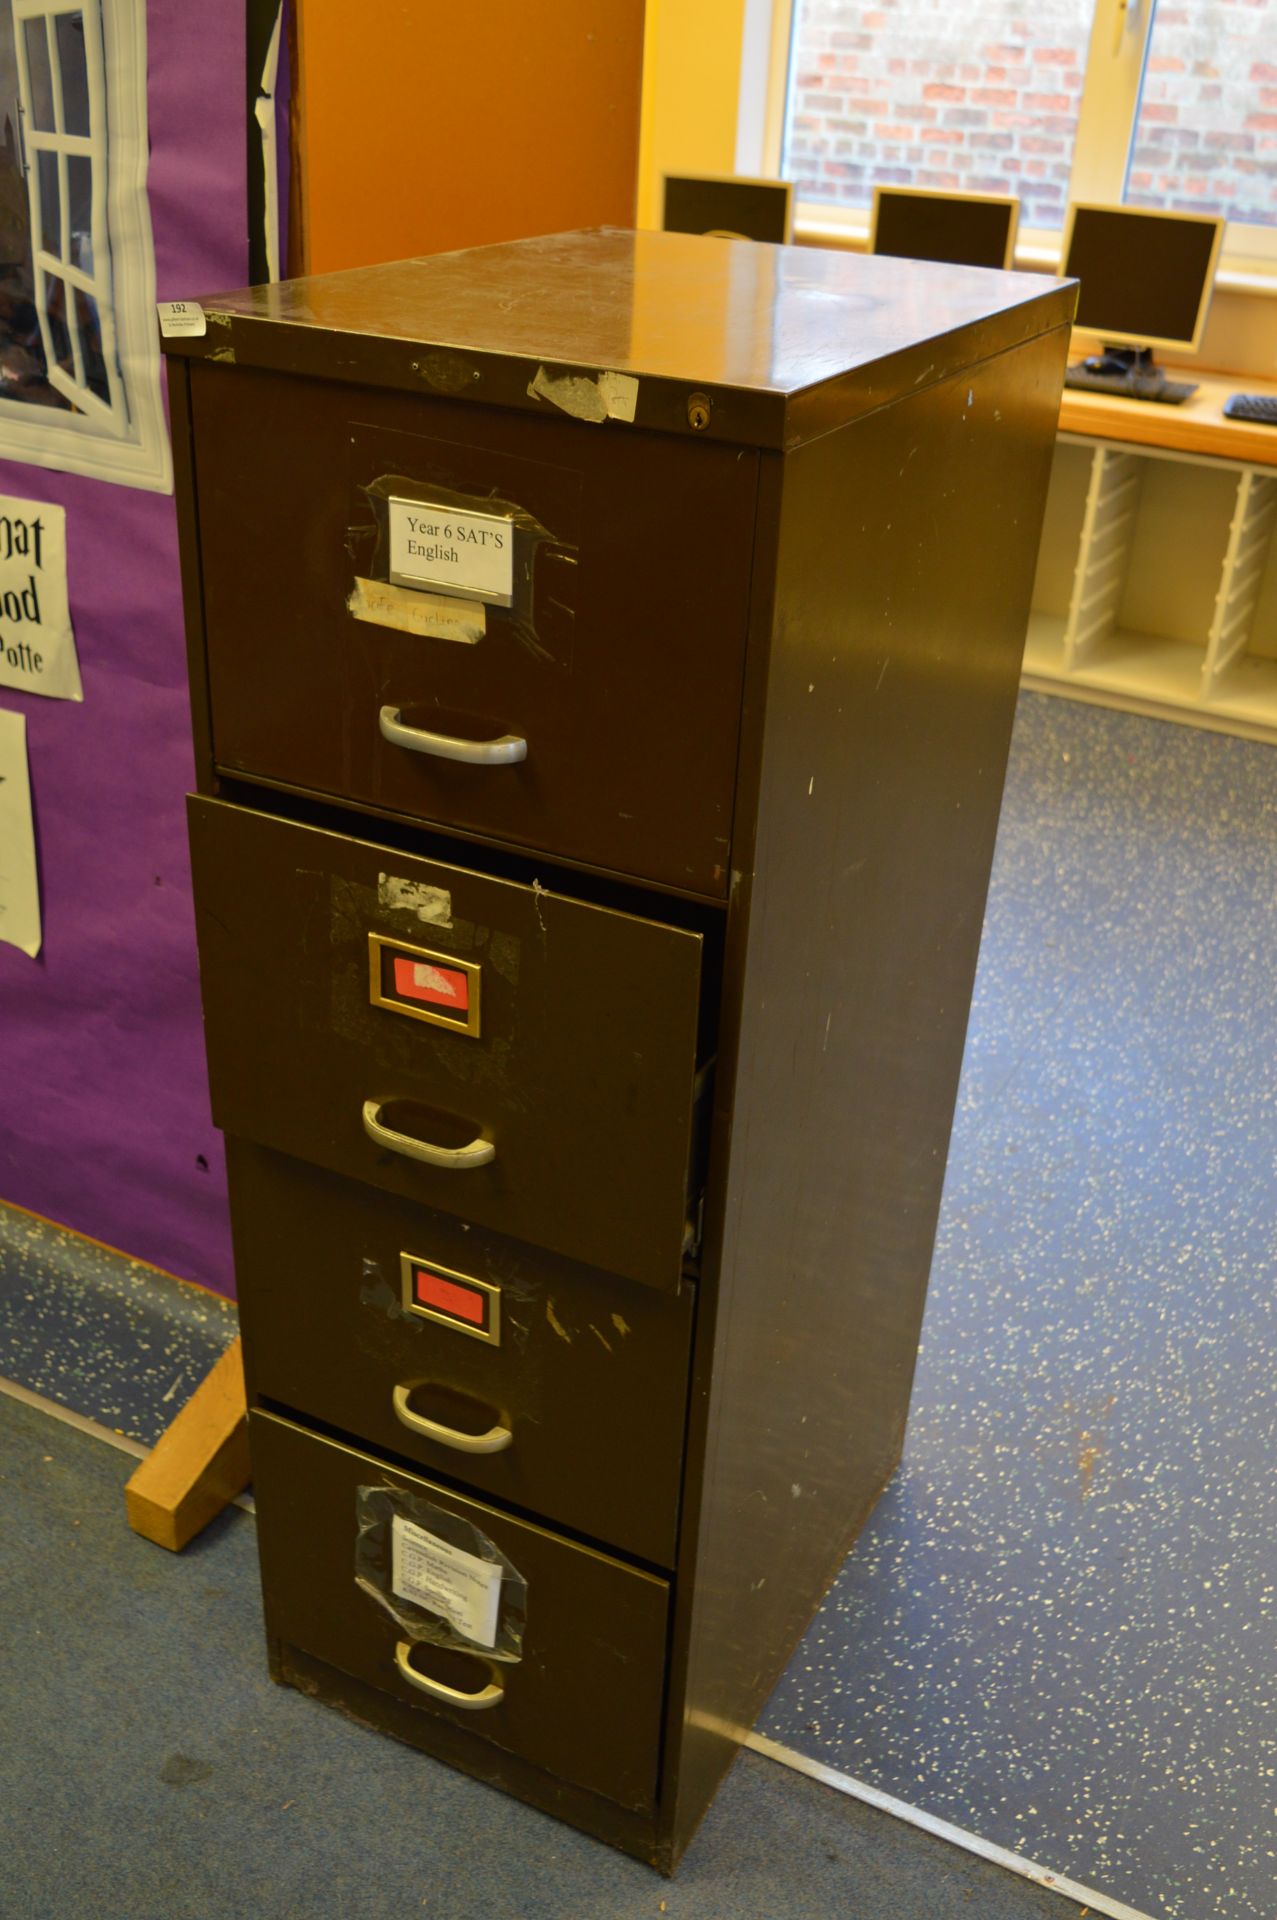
[392, 954, 469, 1012]
[414, 1266, 487, 1328]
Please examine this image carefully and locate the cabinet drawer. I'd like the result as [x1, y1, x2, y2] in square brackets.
[253, 1409, 670, 1814]
[231, 1140, 694, 1566]
[189, 798, 706, 1291]
[189, 365, 756, 898]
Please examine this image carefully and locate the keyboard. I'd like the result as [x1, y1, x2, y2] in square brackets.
[1224, 392, 1277, 426]
[1063, 365, 1197, 406]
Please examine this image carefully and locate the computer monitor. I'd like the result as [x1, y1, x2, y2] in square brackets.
[1061, 203, 1224, 353]
[662, 174, 793, 245]
[870, 186, 1019, 271]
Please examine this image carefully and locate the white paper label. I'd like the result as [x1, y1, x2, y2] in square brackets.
[156, 300, 207, 338]
[347, 576, 485, 644]
[391, 1513, 502, 1649]
[0, 707, 41, 957]
[388, 497, 514, 606]
[0, 497, 80, 702]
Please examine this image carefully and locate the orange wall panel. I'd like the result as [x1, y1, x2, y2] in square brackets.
[296, 1, 646, 274]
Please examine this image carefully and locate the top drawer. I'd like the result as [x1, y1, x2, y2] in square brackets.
[188, 365, 757, 898]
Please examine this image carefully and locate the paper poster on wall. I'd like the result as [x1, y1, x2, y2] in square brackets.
[0, 497, 79, 700]
[0, 706, 41, 956]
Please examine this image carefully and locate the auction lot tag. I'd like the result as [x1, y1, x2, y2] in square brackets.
[156, 300, 207, 338]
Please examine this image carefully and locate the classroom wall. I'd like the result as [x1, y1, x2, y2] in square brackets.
[637, 0, 748, 228]
[0, 1, 248, 1292]
[294, 0, 646, 274]
[0, 2, 649, 1302]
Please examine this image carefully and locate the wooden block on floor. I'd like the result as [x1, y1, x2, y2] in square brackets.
[124, 1334, 249, 1551]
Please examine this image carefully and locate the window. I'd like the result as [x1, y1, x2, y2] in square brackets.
[744, 0, 1277, 268]
[14, 3, 122, 422]
[0, 0, 170, 489]
[784, 0, 1092, 232]
[1125, 6, 1277, 230]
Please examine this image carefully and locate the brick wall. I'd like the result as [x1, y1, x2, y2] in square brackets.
[786, 0, 1277, 232]
[1128, 1, 1277, 226]
[785, 0, 1090, 229]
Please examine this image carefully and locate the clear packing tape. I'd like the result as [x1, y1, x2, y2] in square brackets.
[353, 469, 574, 666]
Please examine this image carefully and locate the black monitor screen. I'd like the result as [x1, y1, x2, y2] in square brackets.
[872, 191, 1015, 269]
[663, 177, 791, 245]
[1065, 207, 1220, 347]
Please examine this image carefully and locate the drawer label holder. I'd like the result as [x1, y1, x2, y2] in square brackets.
[400, 1252, 501, 1346]
[387, 495, 516, 607]
[369, 932, 481, 1038]
[351, 446, 581, 670]
[355, 1485, 527, 1661]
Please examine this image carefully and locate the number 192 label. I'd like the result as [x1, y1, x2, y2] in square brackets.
[156, 300, 207, 339]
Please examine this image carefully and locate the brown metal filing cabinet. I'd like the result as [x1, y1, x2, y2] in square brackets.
[164, 229, 1074, 1870]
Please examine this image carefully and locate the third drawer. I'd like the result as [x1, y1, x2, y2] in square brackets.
[231, 1139, 695, 1567]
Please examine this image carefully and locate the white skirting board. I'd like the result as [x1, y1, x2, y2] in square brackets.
[746, 1731, 1156, 1920]
[0, 1372, 255, 1514]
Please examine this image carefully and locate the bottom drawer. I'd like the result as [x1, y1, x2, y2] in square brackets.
[252, 1410, 670, 1814]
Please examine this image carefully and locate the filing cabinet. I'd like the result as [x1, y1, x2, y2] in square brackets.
[165, 228, 1074, 1870]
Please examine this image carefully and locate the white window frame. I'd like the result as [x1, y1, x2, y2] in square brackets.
[2, 0, 170, 491]
[253, 1, 283, 284]
[14, 0, 126, 424]
[737, 0, 1277, 280]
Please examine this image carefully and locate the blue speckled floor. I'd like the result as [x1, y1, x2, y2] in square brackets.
[761, 692, 1277, 1920]
[3, 691, 1273, 1917]
[0, 1203, 236, 1447]
[0, 1388, 1086, 1919]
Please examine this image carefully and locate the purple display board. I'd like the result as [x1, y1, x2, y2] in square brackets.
[0, 1, 249, 1294]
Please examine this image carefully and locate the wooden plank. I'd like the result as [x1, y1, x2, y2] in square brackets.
[124, 1336, 249, 1551]
[1059, 370, 1277, 467]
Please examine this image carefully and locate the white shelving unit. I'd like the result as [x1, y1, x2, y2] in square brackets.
[1025, 433, 1277, 742]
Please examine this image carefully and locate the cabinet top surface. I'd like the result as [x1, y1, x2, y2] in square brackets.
[166, 227, 1075, 449]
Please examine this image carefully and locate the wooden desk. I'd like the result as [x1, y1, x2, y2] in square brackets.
[1058, 369, 1277, 468]
[1028, 367, 1277, 739]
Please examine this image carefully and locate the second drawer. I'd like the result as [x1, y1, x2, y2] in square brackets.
[189, 796, 708, 1291]
[231, 1139, 695, 1566]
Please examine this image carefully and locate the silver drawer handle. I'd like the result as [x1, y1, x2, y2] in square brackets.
[362, 1100, 494, 1170]
[392, 1384, 513, 1455]
[395, 1639, 504, 1711]
[379, 706, 527, 766]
